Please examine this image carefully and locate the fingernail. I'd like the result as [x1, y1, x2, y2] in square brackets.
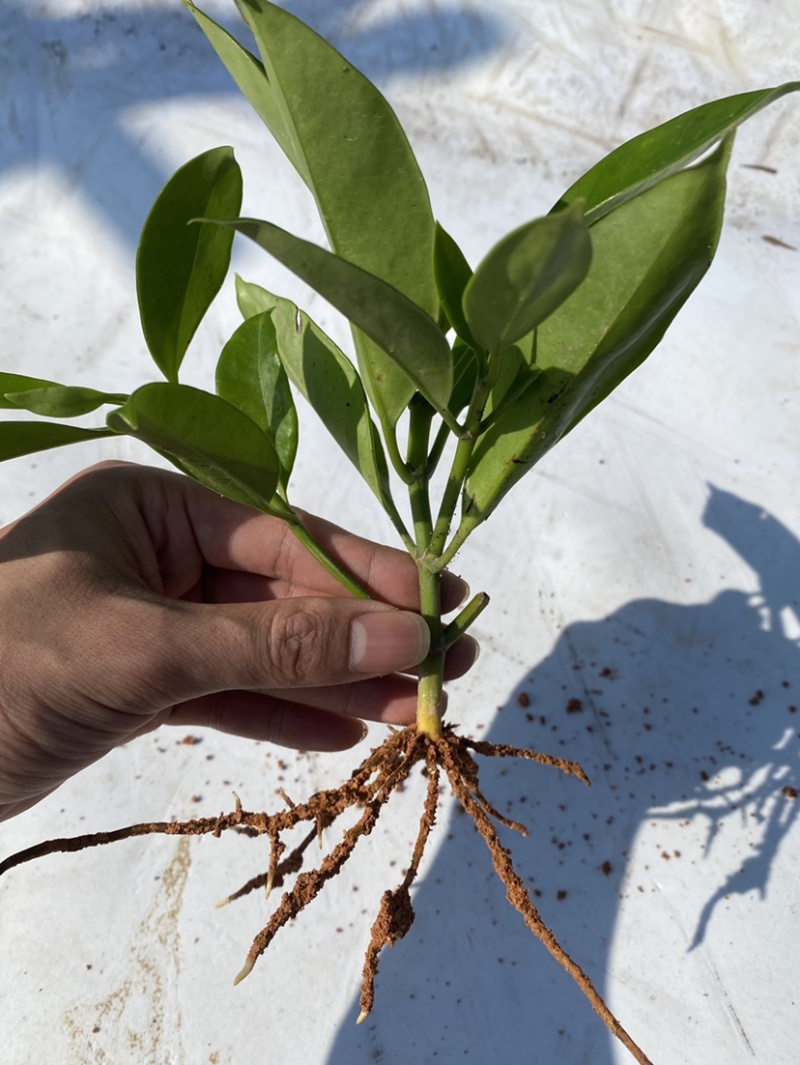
[350, 611, 430, 674]
[442, 572, 470, 612]
[453, 578, 471, 608]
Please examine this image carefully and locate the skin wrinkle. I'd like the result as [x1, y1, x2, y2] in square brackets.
[136, 471, 199, 597]
[261, 599, 340, 688]
[0, 462, 477, 819]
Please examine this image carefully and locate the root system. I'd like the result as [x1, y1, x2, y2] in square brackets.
[0, 725, 654, 1065]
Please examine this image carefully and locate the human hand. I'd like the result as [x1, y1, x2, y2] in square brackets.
[0, 462, 474, 819]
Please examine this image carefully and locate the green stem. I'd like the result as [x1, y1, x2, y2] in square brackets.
[415, 562, 444, 737]
[426, 418, 452, 477]
[381, 415, 414, 486]
[427, 430, 475, 559]
[431, 519, 474, 574]
[405, 396, 445, 736]
[438, 406, 465, 438]
[406, 396, 434, 551]
[273, 501, 371, 600]
[440, 591, 489, 650]
[428, 354, 499, 559]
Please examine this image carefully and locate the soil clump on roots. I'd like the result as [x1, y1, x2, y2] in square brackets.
[0, 725, 654, 1065]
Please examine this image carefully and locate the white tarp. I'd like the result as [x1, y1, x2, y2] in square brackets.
[0, 2, 798, 1063]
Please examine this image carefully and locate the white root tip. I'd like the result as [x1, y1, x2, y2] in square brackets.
[233, 957, 255, 986]
[356, 1009, 369, 1025]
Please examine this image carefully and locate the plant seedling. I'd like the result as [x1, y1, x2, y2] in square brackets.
[0, 2, 797, 1061]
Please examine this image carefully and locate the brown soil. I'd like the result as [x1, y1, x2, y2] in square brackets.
[0, 725, 653, 1065]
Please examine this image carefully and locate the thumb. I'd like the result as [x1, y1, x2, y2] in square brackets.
[118, 597, 431, 708]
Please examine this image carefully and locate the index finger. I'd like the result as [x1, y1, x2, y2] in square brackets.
[151, 470, 469, 609]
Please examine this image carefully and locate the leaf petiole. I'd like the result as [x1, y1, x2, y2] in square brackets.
[277, 503, 371, 600]
[440, 591, 490, 651]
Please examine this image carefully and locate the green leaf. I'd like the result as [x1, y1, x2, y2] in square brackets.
[463, 200, 592, 353]
[107, 383, 280, 511]
[215, 218, 453, 413]
[482, 335, 541, 426]
[462, 136, 734, 536]
[448, 339, 479, 417]
[183, 3, 305, 179]
[3, 384, 126, 418]
[0, 372, 59, 406]
[235, 277, 401, 526]
[558, 82, 800, 225]
[229, 0, 439, 424]
[215, 311, 298, 491]
[433, 223, 476, 347]
[137, 146, 243, 382]
[0, 422, 113, 462]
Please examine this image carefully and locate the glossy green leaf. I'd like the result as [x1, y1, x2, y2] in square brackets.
[3, 384, 126, 418]
[229, 0, 439, 424]
[107, 383, 280, 511]
[0, 373, 59, 407]
[216, 311, 298, 491]
[558, 82, 800, 225]
[433, 223, 476, 347]
[462, 137, 733, 536]
[137, 147, 243, 382]
[235, 277, 401, 526]
[0, 422, 113, 461]
[463, 200, 592, 353]
[183, 2, 304, 178]
[215, 218, 453, 413]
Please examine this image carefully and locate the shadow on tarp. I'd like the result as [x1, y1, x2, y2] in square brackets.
[326, 485, 800, 1065]
[1, 0, 505, 247]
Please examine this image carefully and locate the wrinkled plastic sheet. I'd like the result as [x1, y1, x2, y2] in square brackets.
[0, 3, 798, 1063]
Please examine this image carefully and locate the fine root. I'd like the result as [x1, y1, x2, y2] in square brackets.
[0, 725, 654, 1065]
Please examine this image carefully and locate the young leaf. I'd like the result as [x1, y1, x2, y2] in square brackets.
[558, 82, 800, 225]
[183, 2, 305, 179]
[463, 200, 592, 354]
[3, 385, 126, 418]
[215, 312, 298, 491]
[107, 383, 280, 512]
[0, 372, 59, 405]
[461, 137, 734, 536]
[213, 218, 453, 413]
[137, 146, 243, 382]
[0, 422, 113, 461]
[433, 223, 477, 347]
[228, 0, 439, 424]
[234, 277, 403, 530]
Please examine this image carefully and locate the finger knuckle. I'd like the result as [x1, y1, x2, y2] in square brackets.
[263, 604, 332, 686]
